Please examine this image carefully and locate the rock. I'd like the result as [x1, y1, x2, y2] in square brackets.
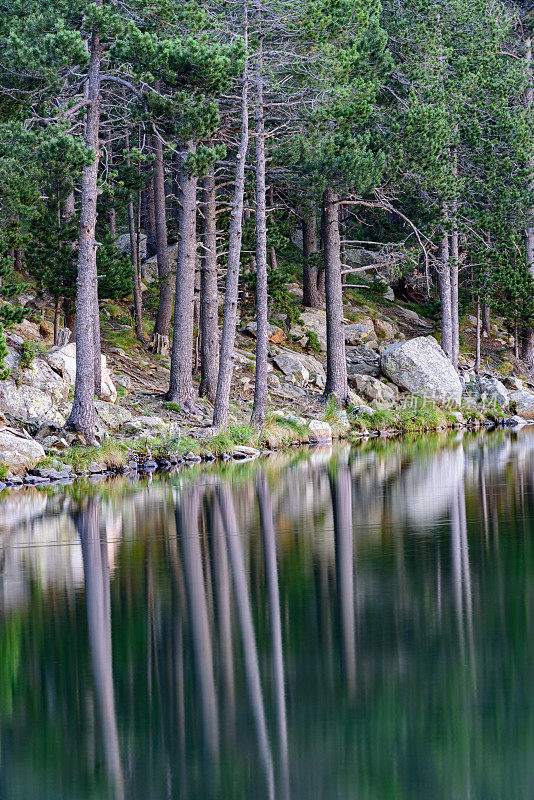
[505, 415, 528, 427]
[233, 446, 260, 460]
[373, 318, 397, 340]
[346, 345, 381, 378]
[273, 353, 309, 383]
[380, 336, 463, 405]
[56, 327, 72, 347]
[308, 419, 332, 444]
[465, 375, 509, 408]
[509, 389, 534, 420]
[94, 400, 132, 431]
[30, 467, 70, 480]
[47, 343, 117, 403]
[394, 307, 435, 329]
[143, 242, 178, 282]
[87, 462, 105, 474]
[357, 404, 375, 416]
[290, 309, 327, 350]
[350, 374, 398, 404]
[505, 376, 523, 391]
[39, 320, 53, 339]
[12, 319, 42, 342]
[383, 286, 395, 301]
[0, 430, 45, 474]
[344, 319, 376, 345]
[0, 347, 70, 424]
[243, 322, 287, 344]
[115, 374, 132, 390]
[122, 415, 168, 436]
[449, 411, 466, 426]
[116, 231, 148, 262]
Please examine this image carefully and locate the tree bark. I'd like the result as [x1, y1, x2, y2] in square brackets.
[438, 212, 453, 361]
[475, 296, 481, 372]
[145, 177, 157, 258]
[212, 11, 249, 429]
[53, 296, 61, 346]
[67, 12, 102, 442]
[125, 131, 145, 342]
[323, 187, 348, 403]
[302, 212, 322, 308]
[152, 131, 173, 343]
[199, 167, 219, 401]
[251, 14, 268, 428]
[450, 180, 459, 368]
[167, 144, 198, 406]
[522, 35, 534, 366]
[481, 295, 490, 336]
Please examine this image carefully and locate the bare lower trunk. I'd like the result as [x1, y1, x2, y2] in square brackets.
[93, 291, 101, 398]
[54, 296, 61, 345]
[167, 143, 198, 406]
[302, 212, 321, 308]
[145, 178, 157, 258]
[62, 191, 75, 224]
[438, 218, 453, 361]
[450, 194, 459, 369]
[521, 325, 534, 368]
[152, 132, 173, 342]
[199, 167, 219, 401]
[67, 17, 102, 442]
[475, 297, 481, 373]
[65, 301, 76, 338]
[323, 187, 348, 403]
[251, 23, 268, 428]
[481, 295, 490, 336]
[212, 13, 249, 429]
[522, 36, 534, 366]
[126, 132, 145, 342]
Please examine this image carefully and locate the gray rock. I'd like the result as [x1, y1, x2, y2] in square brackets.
[0, 431, 45, 474]
[346, 345, 381, 378]
[143, 242, 178, 283]
[243, 322, 286, 343]
[505, 415, 528, 427]
[350, 374, 398, 404]
[122, 415, 168, 436]
[344, 319, 376, 345]
[290, 309, 327, 350]
[273, 353, 309, 382]
[47, 343, 117, 403]
[94, 400, 132, 431]
[308, 419, 332, 444]
[380, 336, 463, 405]
[509, 389, 534, 420]
[116, 231, 147, 261]
[466, 375, 509, 408]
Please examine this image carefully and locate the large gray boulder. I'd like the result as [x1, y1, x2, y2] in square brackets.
[47, 343, 117, 403]
[273, 350, 326, 387]
[142, 242, 178, 283]
[0, 347, 70, 424]
[380, 336, 463, 405]
[465, 375, 509, 408]
[94, 400, 132, 431]
[0, 429, 45, 474]
[509, 389, 534, 420]
[290, 309, 327, 350]
[116, 232, 147, 262]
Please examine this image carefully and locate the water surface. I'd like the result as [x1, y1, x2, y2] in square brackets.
[1, 430, 534, 799]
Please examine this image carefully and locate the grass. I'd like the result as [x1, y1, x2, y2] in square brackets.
[350, 398, 454, 435]
[40, 438, 130, 473]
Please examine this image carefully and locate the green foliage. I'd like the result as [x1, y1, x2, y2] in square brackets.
[19, 341, 36, 370]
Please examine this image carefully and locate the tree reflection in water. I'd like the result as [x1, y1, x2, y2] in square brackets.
[2, 431, 534, 798]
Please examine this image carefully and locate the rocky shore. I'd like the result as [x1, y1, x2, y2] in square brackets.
[1, 300, 532, 489]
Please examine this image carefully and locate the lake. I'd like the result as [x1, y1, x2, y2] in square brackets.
[1, 429, 533, 799]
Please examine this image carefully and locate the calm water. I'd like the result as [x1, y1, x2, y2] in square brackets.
[1, 431, 534, 799]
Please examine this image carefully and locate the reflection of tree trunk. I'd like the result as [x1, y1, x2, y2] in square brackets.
[217, 484, 275, 800]
[208, 496, 235, 734]
[330, 466, 356, 698]
[257, 471, 290, 800]
[77, 501, 124, 800]
[176, 487, 219, 760]
[450, 489, 465, 657]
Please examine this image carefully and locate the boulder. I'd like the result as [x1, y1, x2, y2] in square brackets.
[273, 350, 326, 387]
[466, 375, 509, 408]
[344, 319, 376, 345]
[47, 343, 117, 403]
[346, 345, 381, 378]
[122, 415, 168, 436]
[505, 414, 528, 427]
[380, 336, 463, 405]
[373, 318, 397, 340]
[308, 419, 332, 444]
[243, 322, 287, 344]
[509, 389, 534, 420]
[0, 346, 70, 424]
[116, 231, 147, 262]
[94, 401, 132, 431]
[142, 242, 178, 283]
[290, 309, 327, 350]
[350, 374, 398, 404]
[0, 429, 45, 474]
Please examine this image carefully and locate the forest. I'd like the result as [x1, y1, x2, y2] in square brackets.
[0, 0, 532, 447]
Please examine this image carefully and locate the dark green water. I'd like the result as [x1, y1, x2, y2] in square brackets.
[1, 430, 534, 800]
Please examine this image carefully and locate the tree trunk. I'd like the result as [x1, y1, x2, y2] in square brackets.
[437, 213, 453, 361]
[199, 167, 219, 401]
[126, 132, 145, 342]
[475, 296, 481, 373]
[54, 296, 61, 346]
[152, 132, 173, 344]
[302, 212, 321, 308]
[145, 178, 157, 258]
[62, 191, 75, 223]
[251, 18, 268, 428]
[323, 187, 348, 403]
[212, 11, 249, 430]
[523, 35, 534, 367]
[67, 14, 102, 442]
[481, 296, 490, 336]
[167, 143, 198, 406]
[450, 183, 459, 369]
[64, 301, 76, 338]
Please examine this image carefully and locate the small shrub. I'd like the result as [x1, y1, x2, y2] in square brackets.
[19, 341, 36, 369]
[306, 330, 321, 354]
